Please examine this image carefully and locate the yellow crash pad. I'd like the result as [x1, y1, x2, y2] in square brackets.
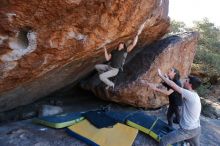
[67, 119, 138, 146]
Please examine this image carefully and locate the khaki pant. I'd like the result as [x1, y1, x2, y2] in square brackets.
[95, 64, 119, 87]
[159, 127, 201, 146]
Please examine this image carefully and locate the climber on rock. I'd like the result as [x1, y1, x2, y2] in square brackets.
[95, 21, 146, 89]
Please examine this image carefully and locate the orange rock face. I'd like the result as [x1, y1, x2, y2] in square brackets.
[81, 32, 199, 108]
[0, 0, 169, 111]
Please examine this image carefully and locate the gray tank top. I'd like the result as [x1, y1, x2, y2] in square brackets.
[110, 49, 127, 69]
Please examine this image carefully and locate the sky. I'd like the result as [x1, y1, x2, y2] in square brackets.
[169, 0, 220, 27]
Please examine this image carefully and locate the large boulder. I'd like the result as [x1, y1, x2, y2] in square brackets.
[201, 97, 220, 119]
[81, 32, 199, 108]
[0, 0, 170, 111]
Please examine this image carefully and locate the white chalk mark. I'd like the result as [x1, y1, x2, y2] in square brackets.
[6, 13, 16, 22]
[1, 31, 37, 62]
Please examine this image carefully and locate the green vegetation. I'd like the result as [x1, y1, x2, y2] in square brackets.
[195, 49, 220, 71]
[170, 18, 220, 96]
[170, 18, 220, 73]
[196, 83, 211, 97]
[170, 21, 187, 34]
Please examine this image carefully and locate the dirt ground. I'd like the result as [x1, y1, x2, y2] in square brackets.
[0, 87, 220, 146]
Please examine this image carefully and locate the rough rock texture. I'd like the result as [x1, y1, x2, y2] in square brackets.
[201, 97, 220, 119]
[191, 64, 220, 84]
[200, 85, 220, 119]
[0, 0, 170, 112]
[81, 32, 199, 108]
